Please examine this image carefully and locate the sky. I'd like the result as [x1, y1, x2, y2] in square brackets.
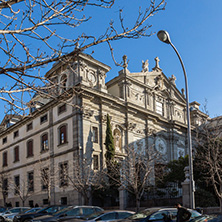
[1, 0, 222, 120]
[82, 0, 222, 118]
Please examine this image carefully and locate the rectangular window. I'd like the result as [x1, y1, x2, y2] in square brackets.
[92, 127, 98, 143]
[41, 168, 49, 190]
[41, 134, 49, 151]
[14, 175, 20, 195]
[29, 200, 34, 208]
[43, 199, 49, 205]
[27, 140, 34, 157]
[3, 179, 8, 196]
[93, 155, 99, 170]
[3, 152, 7, 167]
[59, 162, 68, 187]
[27, 122, 33, 131]
[15, 202, 19, 207]
[2, 137, 7, 144]
[28, 171, 34, 192]
[14, 146, 19, 162]
[14, 130, 19, 138]
[58, 104, 66, 115]
[40, 114, 48, 124]
[156, 101, 164, 115]
[59, 125, 67, 145]
[61, 197, 67, 205]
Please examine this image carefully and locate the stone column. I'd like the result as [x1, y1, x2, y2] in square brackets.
[119, 187, 127, 210]
[181, 166, 190, 208]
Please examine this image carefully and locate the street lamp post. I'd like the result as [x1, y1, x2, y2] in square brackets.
[157, 30, 195, 209]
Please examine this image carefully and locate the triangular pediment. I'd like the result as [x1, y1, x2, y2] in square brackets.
[154, 72, 186, 104]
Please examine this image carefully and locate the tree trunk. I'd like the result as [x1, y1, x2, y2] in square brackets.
[219, 198, 222, 213]
[136, 194, 140, 213]
[84, 193, 89, 205]
[3, 194, 6, 207]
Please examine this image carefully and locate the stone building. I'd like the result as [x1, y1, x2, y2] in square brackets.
[0, 53, 208, 207]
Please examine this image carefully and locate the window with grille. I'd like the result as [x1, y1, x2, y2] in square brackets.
[41, 168, 49, 190]
[14, 175, 20, 195]
[93, 155, 99, 170]
[59, 162, 68, 187]
[28, 171, 34, 192]
[3, 178, 8, 196]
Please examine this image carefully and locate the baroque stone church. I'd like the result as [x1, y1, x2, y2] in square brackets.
[0, 52, 207, 207]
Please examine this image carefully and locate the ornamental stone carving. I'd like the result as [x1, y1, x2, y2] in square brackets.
[114, 129, 122, 152]
[82, 109, 94, 119]
[142, 59, 149, 72]
[128, 122, 136, 131]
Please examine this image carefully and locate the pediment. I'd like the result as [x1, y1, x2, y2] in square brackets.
[152, 72, 186, 105]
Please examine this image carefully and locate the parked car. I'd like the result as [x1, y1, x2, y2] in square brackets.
[63, 210, 135, 222]
[117, 207, 208, 222]
[20, 209, 42, 215]
[0, 208, 31, 222]
[0, 208, 6, 214]
[13, 206, 68, 222]
[204, 213, 222, 222]
[31, 206, 104, 222]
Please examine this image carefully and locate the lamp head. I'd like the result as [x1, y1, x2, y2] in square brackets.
[157, 30, 171, 44]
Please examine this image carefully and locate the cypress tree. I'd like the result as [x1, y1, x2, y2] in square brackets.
[104, 114, 119, 206]
[105, 114, 115, 161]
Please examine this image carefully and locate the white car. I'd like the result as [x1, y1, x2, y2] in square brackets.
[1, 207, 30, 222]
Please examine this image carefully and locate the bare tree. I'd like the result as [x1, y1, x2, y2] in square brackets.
[106, 142, 164, 212]
[0, 0, 166, 114]
[13, 172, 35, 206]
[0, 172, 9, 207]
[195, 116, 222, 212]
[40, 167, 53, 206]
[67, 156, 105, 205]
[37, 157, 68, 206]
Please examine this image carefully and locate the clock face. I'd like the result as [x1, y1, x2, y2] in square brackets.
[88, 71, 96, 83]
[155, 137, 167, 154]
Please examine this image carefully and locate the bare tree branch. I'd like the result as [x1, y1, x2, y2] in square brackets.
[0, 0, 166, 114]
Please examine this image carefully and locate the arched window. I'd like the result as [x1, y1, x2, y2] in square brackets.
[41, 133, 49, 152]
[59, 125, 67, 145]
[27, 140, 34, 157]
[60, 74, 67, 93]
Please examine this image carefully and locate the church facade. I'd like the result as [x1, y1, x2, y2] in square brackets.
[0, 53, 208, 207]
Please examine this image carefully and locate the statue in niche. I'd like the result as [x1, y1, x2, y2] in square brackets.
[114, 129, 121, 152]
[177, 148, 185, 158]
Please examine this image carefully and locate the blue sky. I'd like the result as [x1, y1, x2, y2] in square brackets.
[1, 0, 222, 120]
[82, 0, 222, 118]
